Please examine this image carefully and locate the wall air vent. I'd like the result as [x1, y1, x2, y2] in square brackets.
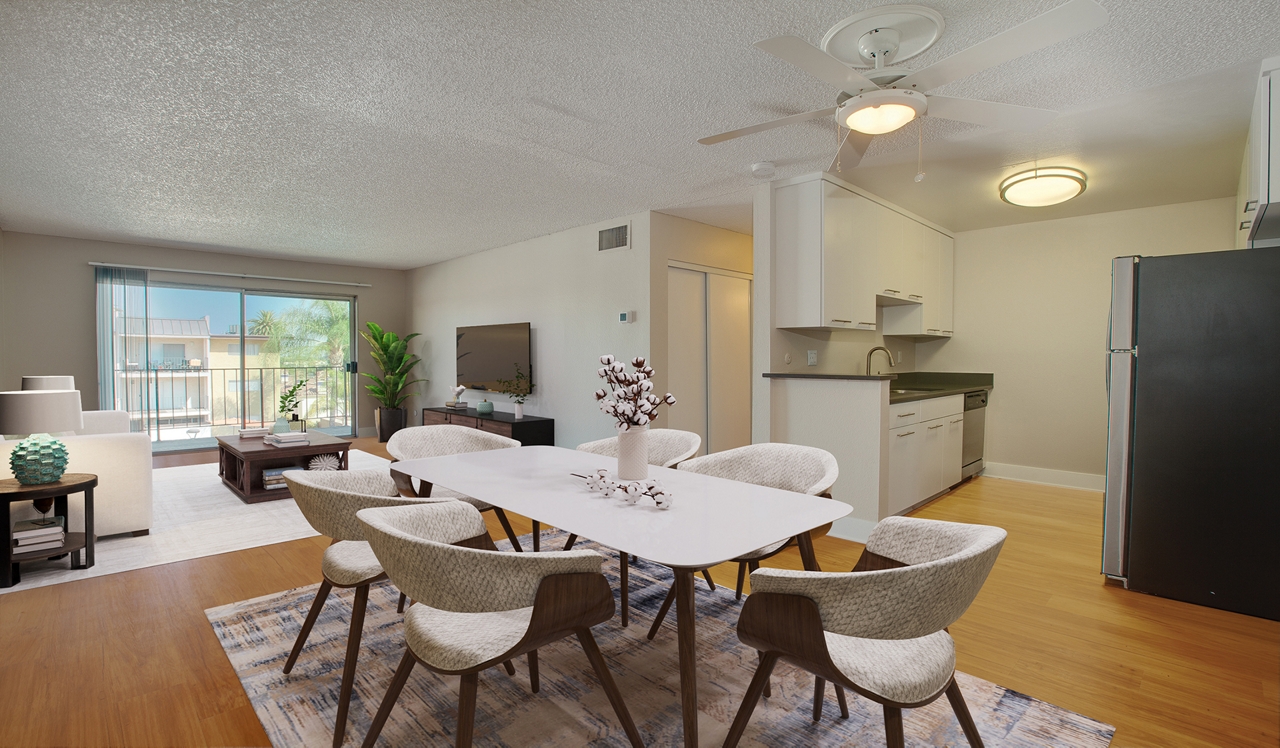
[598, 223, 630, 251]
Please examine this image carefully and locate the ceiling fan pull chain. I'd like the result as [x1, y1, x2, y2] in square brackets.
[915, 119, 925, 182]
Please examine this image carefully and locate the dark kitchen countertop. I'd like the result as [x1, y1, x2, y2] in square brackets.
[889, 372, 993, 404]
[761, 373, 897, 381]
[763, 371, 993, 403]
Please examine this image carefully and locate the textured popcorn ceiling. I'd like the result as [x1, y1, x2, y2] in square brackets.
[1, 1, 1278, 267]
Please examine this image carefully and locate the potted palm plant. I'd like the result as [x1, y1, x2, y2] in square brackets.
[360, 322, 425, 442]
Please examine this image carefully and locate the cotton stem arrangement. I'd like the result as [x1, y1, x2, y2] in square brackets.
[593, 355, 676, 430]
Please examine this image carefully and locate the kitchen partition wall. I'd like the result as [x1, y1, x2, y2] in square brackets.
[95, 268, 357, 450]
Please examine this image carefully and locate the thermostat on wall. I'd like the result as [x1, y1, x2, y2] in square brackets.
[619, 311, 634, 324]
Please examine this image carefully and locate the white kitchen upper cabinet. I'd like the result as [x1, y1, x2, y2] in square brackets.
[887, 424, 921, 515]
[900, 218, 925, 303]
[875, 204, 908, 301]
[774, 179, 877, 330]
[883, 228, 954, 338]
[942, 413, 964, 489]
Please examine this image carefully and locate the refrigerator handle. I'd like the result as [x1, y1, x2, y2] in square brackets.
[1103, 351, 1135, 579]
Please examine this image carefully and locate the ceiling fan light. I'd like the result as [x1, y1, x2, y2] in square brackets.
[839, 89, 927, 135]
[999, 167, 1087, 207]
[845, 103, 917, 134]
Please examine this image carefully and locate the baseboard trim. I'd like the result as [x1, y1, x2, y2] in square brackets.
[982, 462, 1105, 491]
[827, 516, 877, 544]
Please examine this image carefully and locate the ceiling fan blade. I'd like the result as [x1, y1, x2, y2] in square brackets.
[828, 129, 875, 174]
[755, 35, 879, 95]
[697, 107, 837, 145]
[893, 0, 1108, 93]
[925, 95, 1058, 132]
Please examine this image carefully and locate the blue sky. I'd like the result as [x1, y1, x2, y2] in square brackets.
[147, 287, 320, 335]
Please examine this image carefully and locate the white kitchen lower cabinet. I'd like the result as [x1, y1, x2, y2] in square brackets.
[888, 396, 966, 515]
[943, 414, 964, 489]
[888, 424, 921, 515]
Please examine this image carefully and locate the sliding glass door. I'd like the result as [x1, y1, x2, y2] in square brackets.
[243, 294, 354, 435]
[96, 270, 356, 450]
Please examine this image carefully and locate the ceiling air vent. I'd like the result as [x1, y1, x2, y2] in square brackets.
[598, 223, 630, 251]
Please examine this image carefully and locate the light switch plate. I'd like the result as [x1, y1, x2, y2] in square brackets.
[807, 350, 818, 366]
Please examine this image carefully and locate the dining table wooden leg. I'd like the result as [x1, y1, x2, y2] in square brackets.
[796, 530, 822, 572]
[619, 550, 629, 627]
[674, 567, 699, 747]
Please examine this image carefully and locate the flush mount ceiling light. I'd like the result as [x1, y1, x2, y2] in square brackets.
[838, 89, 927, 135]
[999, 167, 1087, 207]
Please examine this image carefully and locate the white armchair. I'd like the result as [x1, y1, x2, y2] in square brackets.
[1, 410, 152, 537]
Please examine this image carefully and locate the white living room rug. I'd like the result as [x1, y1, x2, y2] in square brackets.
[1, 449, 390, 594]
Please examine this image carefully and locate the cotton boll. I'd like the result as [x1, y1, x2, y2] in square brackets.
[653, 492, 674, 509]
[632, 357, 646, 367]
[640, 380, 653, 392]
[665, 394, 677, 405]
[611, 361, 624, 373]
[636, 413, 650, 425]
[601, 355, 615, 365]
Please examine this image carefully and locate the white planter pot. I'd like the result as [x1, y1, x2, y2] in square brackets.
[514, 403, 524, 420]
[616, 425, 649, 480]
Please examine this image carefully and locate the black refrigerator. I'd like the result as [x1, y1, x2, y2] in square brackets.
[1103, 248, 1279, 621]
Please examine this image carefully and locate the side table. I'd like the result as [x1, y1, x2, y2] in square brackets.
[1, 473, 97, 588]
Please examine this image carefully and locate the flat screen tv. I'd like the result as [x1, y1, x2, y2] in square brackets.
[456, 322, 532, 393]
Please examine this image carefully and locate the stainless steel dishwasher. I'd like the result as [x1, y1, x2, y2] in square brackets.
[961, 390, 988, 479]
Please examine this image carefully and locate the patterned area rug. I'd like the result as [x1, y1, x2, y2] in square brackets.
[2, 449, 390, 594]
[207, 531, 1115, 747]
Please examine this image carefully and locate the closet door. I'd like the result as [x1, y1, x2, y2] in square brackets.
[666, 267, 709, 455]
[707, 273, 752, 453]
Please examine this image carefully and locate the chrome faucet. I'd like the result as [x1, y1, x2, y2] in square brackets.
[866, 346, 896, 375]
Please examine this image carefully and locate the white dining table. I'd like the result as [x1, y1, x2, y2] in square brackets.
[390, 445, 851, 747]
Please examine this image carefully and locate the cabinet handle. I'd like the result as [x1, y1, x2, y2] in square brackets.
[1240, 221, 1252, 231]
[830, 319, 852, 324]
[859, 321, 875, 327]
[897, 412, 916, 418]
[950, 418, 963, 424]
[897, 431, 915, 437]
[1245, 200, 1258, 213]
[943, 330, 953, 334]
[909, 294, 923, 300]
[883, 288, 900, 294]
[928, 423, 944, 429]
[926, 328, 940, 333]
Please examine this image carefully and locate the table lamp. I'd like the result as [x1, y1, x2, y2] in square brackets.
[0, 389, 84, 485]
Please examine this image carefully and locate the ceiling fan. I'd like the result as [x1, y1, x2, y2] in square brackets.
[699, 0, 1109, 172]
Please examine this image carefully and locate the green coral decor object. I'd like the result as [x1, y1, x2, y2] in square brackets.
[9, 434, 69, 485]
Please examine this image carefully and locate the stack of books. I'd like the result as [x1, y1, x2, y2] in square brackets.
[262, 467, 292, 490]
[12, 517, 65, 554]
[264, 431, 309, 447]
[239, 427, 270, 439]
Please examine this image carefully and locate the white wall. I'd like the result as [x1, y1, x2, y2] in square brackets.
[916, 197, 1236, 483]
[407, 213, 651, 449]
[0, 231, 410, 433]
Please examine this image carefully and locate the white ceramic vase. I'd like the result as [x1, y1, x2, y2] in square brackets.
[616, 425, 649, 480]
[513, 403, 524, 419]
[271, 416, 292, 434]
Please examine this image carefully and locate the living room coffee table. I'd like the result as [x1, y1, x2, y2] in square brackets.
[217, 432, 351, 504]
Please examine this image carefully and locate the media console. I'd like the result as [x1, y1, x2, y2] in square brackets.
[421, 407, 554, 446]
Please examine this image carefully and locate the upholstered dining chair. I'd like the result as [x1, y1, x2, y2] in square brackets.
[282, 469, 453, 748]
[722, 516, 1007, 748]
[385, 424, 526, 550]
[563, 428, 703, 626]
[355, 502, 644, 748]
[645, 442, 840, 640]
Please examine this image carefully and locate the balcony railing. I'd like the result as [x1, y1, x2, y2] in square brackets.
[110, 365, 354, 443]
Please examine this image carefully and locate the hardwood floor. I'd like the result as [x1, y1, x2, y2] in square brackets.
[0, 445, 1274, 747]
